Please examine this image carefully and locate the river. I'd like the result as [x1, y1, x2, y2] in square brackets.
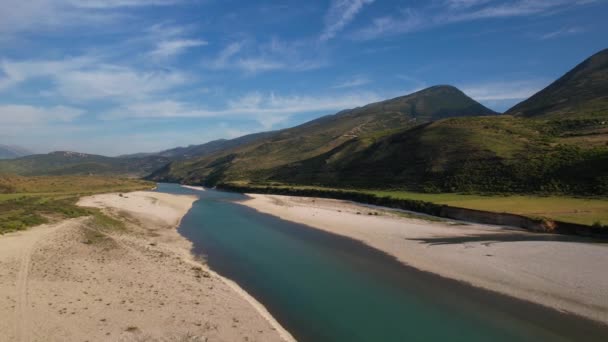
[157, 183, 607, 342]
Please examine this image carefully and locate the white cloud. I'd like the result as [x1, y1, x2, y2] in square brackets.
[70, 0, 181, 9]
[0, 58, 188, 102]
[353, 0, 597, 40]
[331, 75, 371, 88]
[460, 79, 546, 102]
[539, 27, 585, 40]
[102, 91, 382, 129]
[445, 0, 492, 9]
[320, 0, 375, 41]
[206, 39, 327, 74]
[0, 104, 83, 124]
[149, 39, 208, 59]
[0, 0, 182, 35]
[143, 23, 207, 60]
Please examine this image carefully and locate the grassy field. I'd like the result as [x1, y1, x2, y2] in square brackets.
[364, 190, 608, 226]
[0, 175, 154, 234]
[227, 183, 608, 226]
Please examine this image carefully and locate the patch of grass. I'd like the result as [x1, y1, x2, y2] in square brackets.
[0, 175, 153, 234]
[365, 190, 608, 226]
[223, 183, 608, 226]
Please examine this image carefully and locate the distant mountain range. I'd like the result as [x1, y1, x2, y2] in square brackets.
[146, 85, 497, 185]
[0, 145, 32, 160]
[0, 151, 169, 177]
[1, 49, 606, 194]
[148, 49, 608, 195]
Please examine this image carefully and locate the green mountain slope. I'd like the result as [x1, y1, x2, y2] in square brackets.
[268, 50, 608, 195]
[147, 85, 496, 184]
[0, 151, 170, 177]
[271, 115, 607, 194]
[507, 48, 608, 119]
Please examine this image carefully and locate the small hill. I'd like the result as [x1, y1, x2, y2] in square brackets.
[507, 48, 608, 119]
[0, 145, 32, 159]
[0, 151, 170, 177]
[148, 86, 496, 185]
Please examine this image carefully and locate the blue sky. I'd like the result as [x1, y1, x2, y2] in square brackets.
[0, 0, 606, 156]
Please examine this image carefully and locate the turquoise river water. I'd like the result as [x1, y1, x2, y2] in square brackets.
[157, 183, 607, 342]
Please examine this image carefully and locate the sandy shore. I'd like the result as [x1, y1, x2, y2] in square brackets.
[241, 194, 608, 325]
[0, 191, 291, 342]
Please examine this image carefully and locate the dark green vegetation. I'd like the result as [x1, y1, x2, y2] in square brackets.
[0, 144, 31, 159]
[150, 49, 608, 197]
[0, 175, 153, 234]
[0, 151, 170, 177]
[507, 48, 608, 119]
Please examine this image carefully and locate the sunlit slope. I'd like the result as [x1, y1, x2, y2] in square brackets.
[148, 85, 496, 184]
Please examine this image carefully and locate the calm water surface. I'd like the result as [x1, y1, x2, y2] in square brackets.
[157, 183, 607, 342]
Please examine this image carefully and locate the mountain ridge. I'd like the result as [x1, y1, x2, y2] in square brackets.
[146, 85, 497, 185]
[507, 48, 608, 118]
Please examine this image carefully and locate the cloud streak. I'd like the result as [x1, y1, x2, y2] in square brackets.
[539, 26, 585, 40]
[0, 104, 83, 124]
[353, 0, 597, 40]
[321, 0, 375, 41]
[0, 0, 183, 35]
[206, 39, 327, 74]
[331, 75, 371, 88]
[0, 57, 189, 102]
[102, 91, 382, 128]
[149, 39, 208, 59]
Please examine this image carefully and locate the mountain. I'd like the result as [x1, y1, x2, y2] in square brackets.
[267, 50, 608, 195]
[0, 145, 32, 159]
[0, 151, 170, 177]
[148, 85, 496, 185]
[507, 48, 608, 119]
[150, 50, 608, 195]
[271, 115, 607, 194]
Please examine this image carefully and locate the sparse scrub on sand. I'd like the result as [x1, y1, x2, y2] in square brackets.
[0, 175, 153, 234]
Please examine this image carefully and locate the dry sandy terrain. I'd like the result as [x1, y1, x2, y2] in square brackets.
[241, 194, 608, 325]
[0, 191, 291, 342]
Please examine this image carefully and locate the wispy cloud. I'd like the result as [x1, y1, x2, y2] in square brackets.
[206, 38, 327, 74]
[331, 75, 371, 88]
[539, 26, 585, 40]
[460, 79, 547, 101]
[0, 104, 83, 124]
[149, 39, 208, 59]
[144, 23, 207, 60]
[0, 57, 189, 102]
[70, 0, 181, 9]
[102, 91, 382, 129]
[458, 78, 548, 111]
[0, 0, 182, 35]
[320, 0, 375, 41]
[353, 0, 597, 40]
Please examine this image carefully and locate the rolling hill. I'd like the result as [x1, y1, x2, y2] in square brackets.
[125, 131, 277, 160]
[0, 145, 32, 159]
[148, 85, 496, 185]
[0, 151, 170, 177]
